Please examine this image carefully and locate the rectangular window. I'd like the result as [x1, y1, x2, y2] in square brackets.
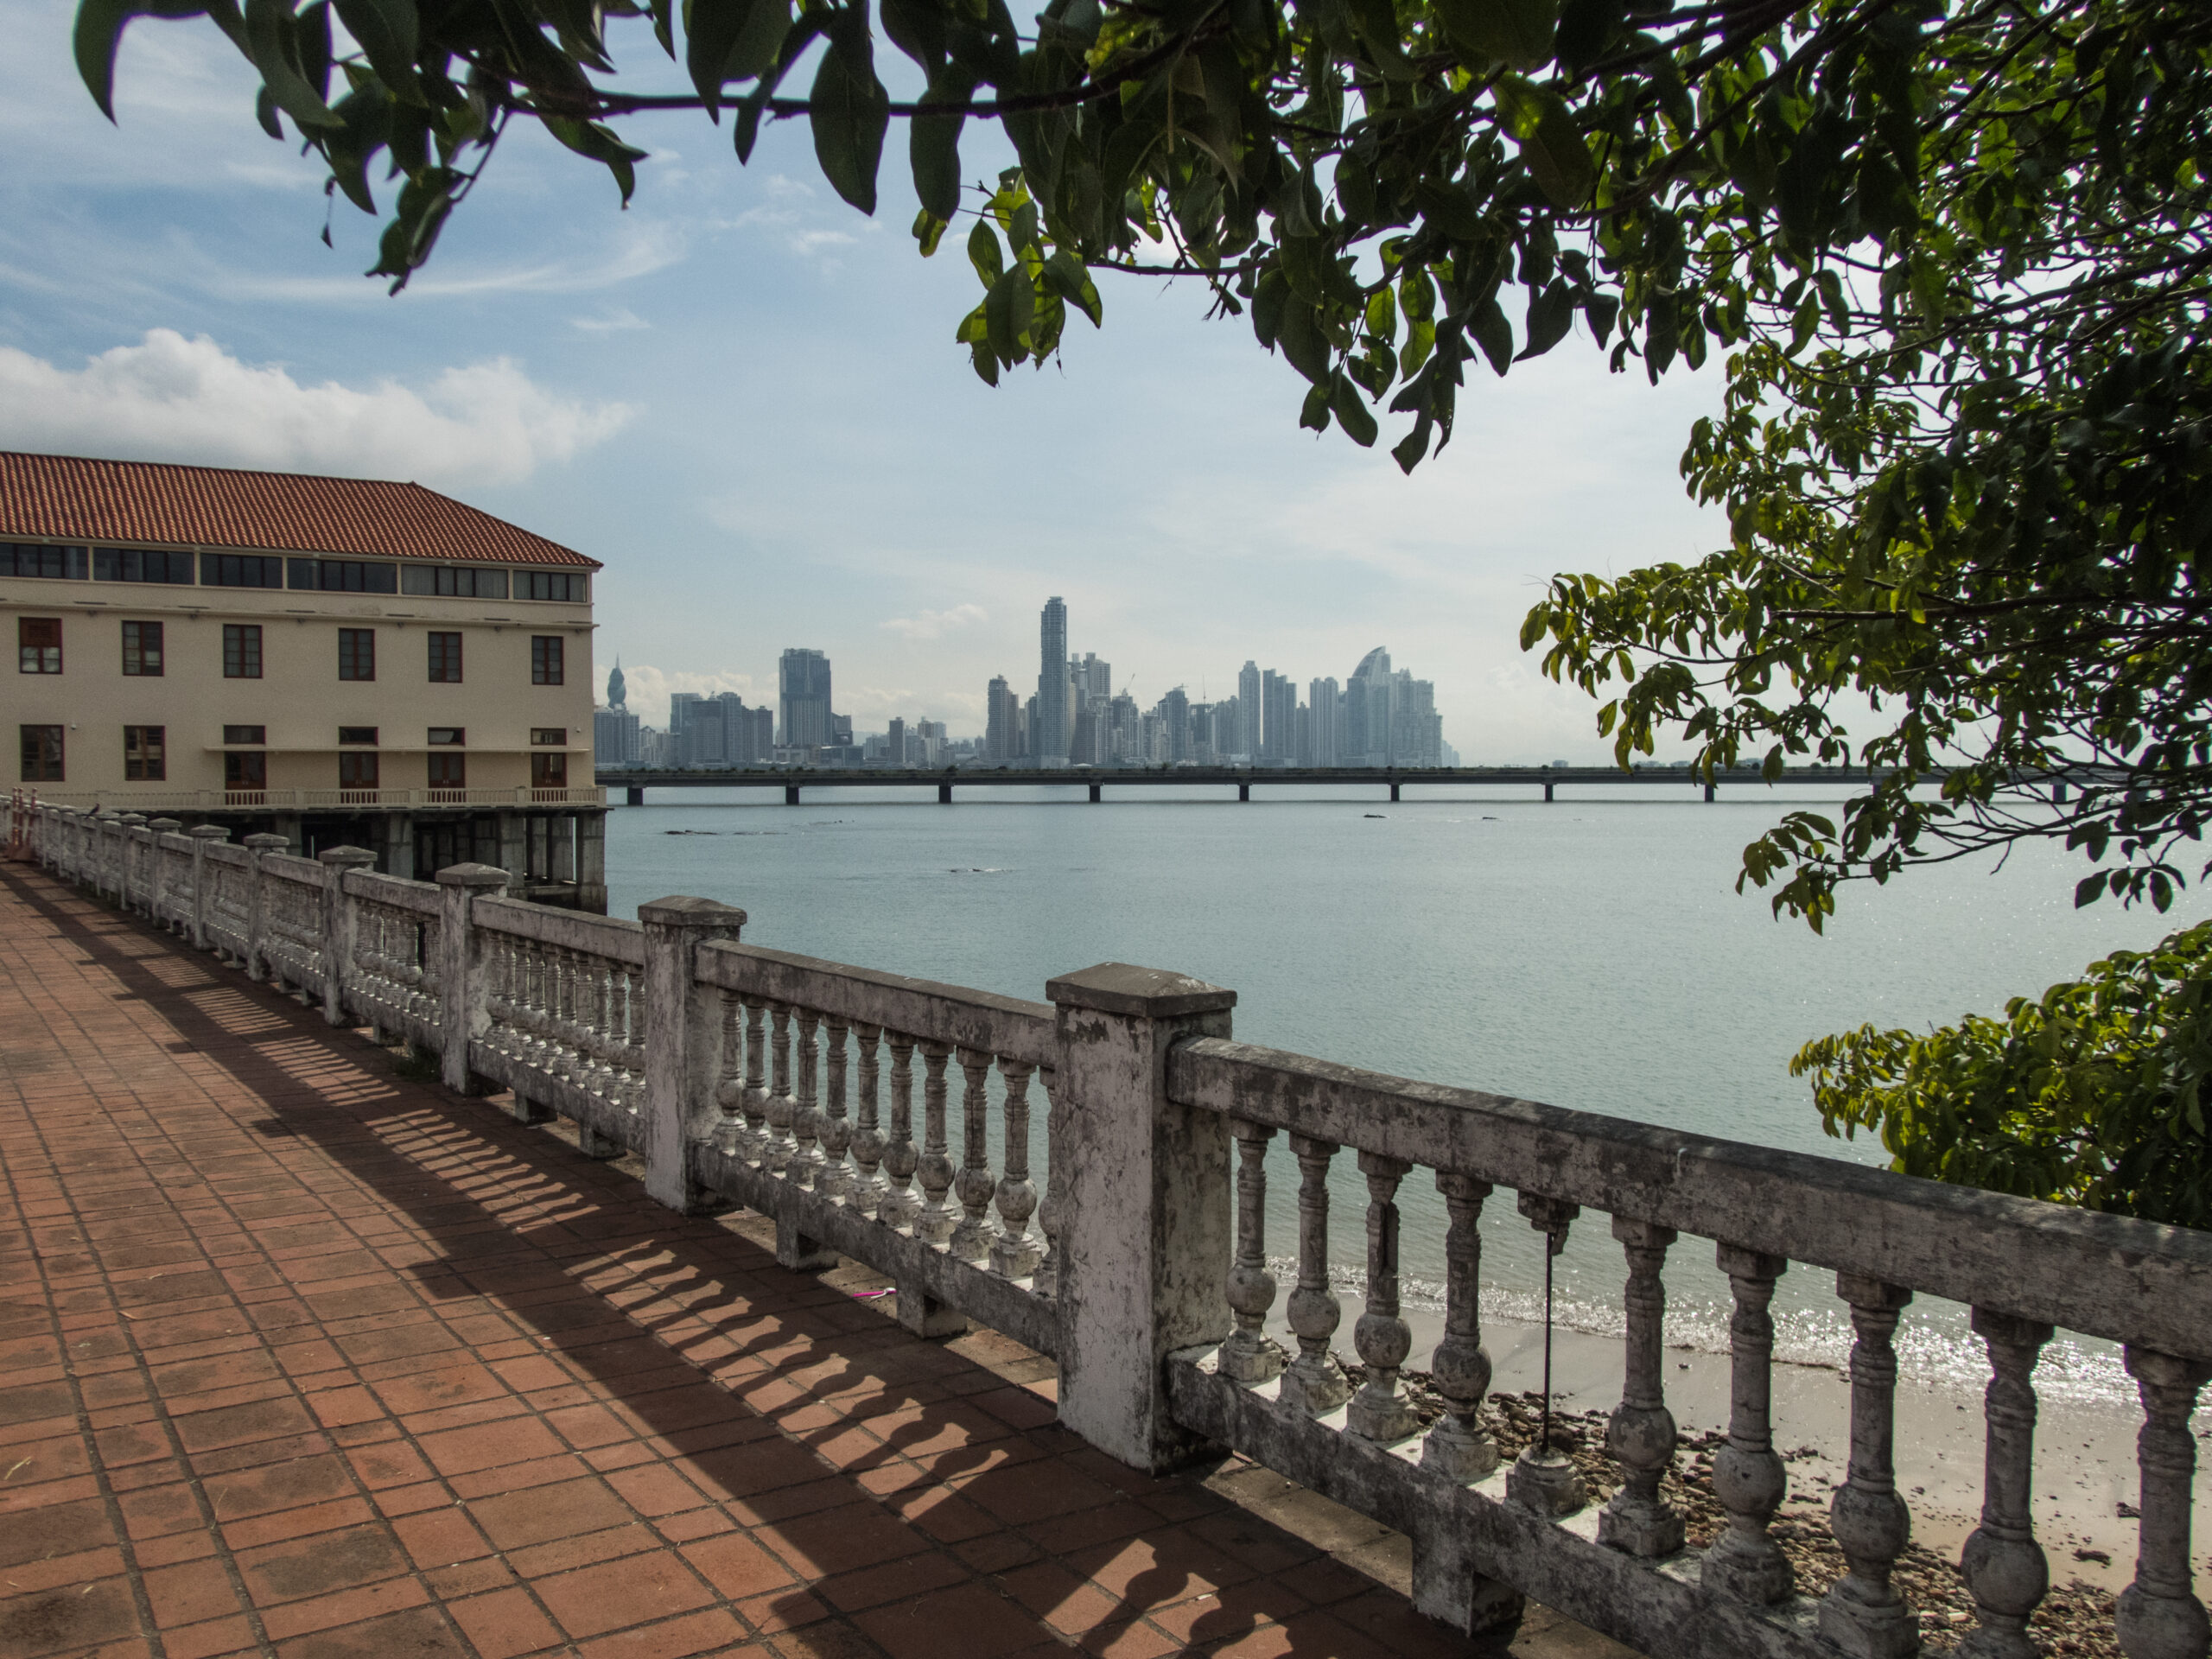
[531, 728, 565, 746]
[531, 752, 569, 789]
[289, 558, 397, 594]
[427, 632, 463, 683]
[124, 725, 166, 782]
[200, 552, 285, 588]
[400, 564, 509, 599]
[223, 623, 264, 679]
[427, 753, 467, 789]
[92, 547, 195, 584]
[427, 727, 465, 746]
[224, 725, 266, 746]
[225, 752, 266, 791]
[518, 571, 588, 602]
[20, 725, 62, 782]
[3, 544, 86, 580]
[18, 617, 60, 674]
[122, 620, 163, 677]
[338, 628, 375, 681]
[531, 635, 564, 685]
[338, 752, 379, 791]
[338, 726, 377, 746]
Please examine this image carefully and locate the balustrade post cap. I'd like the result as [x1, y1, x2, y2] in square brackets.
[147, 818, 182, 832]
[319, 846, 378, 868]
[243, 833, 289, 852]
[637, 894, 747, 928]
[188, 823, 230, 840]
[118, 813, 149, 825]
[1046, 962, 1236, 1018]
[434, 862, 511, 889]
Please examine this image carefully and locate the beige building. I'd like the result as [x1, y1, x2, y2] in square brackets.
[3, 450, 607, 908]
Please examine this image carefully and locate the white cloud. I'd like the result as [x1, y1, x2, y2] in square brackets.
[880, 603, 987, 641]
[572, 307, 650, 334]
[0, 330, 633, 486]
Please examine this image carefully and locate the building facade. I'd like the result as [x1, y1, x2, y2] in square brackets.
[778, 649, 834, 749]
[1035, 597, 1069, 767]
[2, 451, 606, 907]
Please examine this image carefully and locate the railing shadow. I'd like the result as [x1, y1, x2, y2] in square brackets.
[3, 864, 1411, 1650]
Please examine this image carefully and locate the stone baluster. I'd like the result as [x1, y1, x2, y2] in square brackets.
[989, 1058, 1040, 1279]
[818, 1017, 851, 1201]
[764, 1001, 794, 1174]
[1220, 1122, 1282, 1383]
[880, 1033, 920, 1228]
[1507, 1195, 1586, 1518]
[741, 995, 769, 1160]
[1421, 1173, 1497, 1480]
[1279, 1135, 1350, 1415]
[849, 1022, 884, 1213]
[791, 1007, 824, 1187]
[951, 1048, 997, 1262]
[2116, 1346, 2212, 1659]
[1821, 1275, 1917, 1657]
[713, 988, 747, 1156]
[1032, 1067, 1065, 1296]
[913, 1040, 958, 1245]
[1958, 1310, 2054, 1659]
[1601, 1218, 1685, 1555]
[545, 949, 574, 1078]
[615, 965, 642, 1111]
[584, 958, 615, 1094]
[1706, 1245, 1794, 1604]
[1347, 1152, 1420, 1441]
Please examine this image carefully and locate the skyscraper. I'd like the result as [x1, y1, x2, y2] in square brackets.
[1037, 598, 1069, 767]
[1346, 648, 1395, 766]
[779, 649, 833, 749]
[606, 658, 627, 711]
[1261, 670, 1297, 763]
[1306, 677, 1342, 766]
[1236, 661, 1262, 760]
[985, 675, 1020, 762]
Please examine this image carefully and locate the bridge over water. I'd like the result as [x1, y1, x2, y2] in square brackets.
[595, 763, 1894, 807]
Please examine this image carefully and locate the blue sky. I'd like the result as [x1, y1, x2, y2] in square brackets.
[0, 0, 1728, 752]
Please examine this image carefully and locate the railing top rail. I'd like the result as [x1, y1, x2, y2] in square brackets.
[264, 855, 324, 885]
[204, 842, 250, 868]
[1168, 1035, 2212, 1359]
[475, 895, 644, 963]
[341, 868, 442, 914]
[698, 940, 1054, 1068]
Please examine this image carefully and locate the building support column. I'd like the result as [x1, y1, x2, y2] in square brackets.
[495, 810, 527, 892]
[576, 811, 607, 914]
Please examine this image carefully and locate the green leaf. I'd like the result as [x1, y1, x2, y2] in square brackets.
[983, 265, 1033, 361]
[243, 0, 344, 130]
[1469, 297, 1513, 374]
[1491, 73, 1592, 208]
[967, 219, 1003, 285]
[1331, 375, 1378, 446]
[1428, 0, 1555, 71]
[74, 0, 211, 120]
[809, 5, 889, 213]
[1300, 382, 1332, 432]
[331, 0, 419, 103]
[543, 117, 649, 203]
[912, 208, 949, 255]
[1043, 250, 1102, 327]
[908, 67, 973, 222]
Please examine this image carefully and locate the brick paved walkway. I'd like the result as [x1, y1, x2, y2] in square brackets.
[0, 862, 1629, 1659]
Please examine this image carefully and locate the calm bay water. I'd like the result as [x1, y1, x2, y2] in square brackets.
[606, 782, 2204, 1407]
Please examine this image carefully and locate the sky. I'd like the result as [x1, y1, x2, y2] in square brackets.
[0, 0, 1732, 751]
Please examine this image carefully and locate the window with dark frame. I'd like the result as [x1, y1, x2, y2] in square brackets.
[20, 725, 62, 782]
[339, 628, 376, 681]
[339, 752, 380, 791]
[223, 623, 263, 679]
[339, 727, 378, 746]
[124, 725, 166, 781]
[92, 548, 195, 584]
[531, 635, 564, 684]
[428, 632, 463, 683]
[223, 726, 266, 746]
[122, 620, 163, 677]
[19, 617, 61, 674]
[400, 564, 509, 599]
[531, 728, 565, 745]
[3, 544, 86, 580]
[518, 571, 587, 601]
[225, 752, 266, 791]
[200, 553, 284, 588]
[427, 752, 467, 789]
[531, 752, 569, 789]
[289, 558, 397, 594]
[427, 728, 465, 746]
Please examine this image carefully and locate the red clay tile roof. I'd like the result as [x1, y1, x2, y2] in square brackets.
[0, 451, 600, 569]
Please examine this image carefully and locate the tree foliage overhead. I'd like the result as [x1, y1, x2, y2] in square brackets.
[72, 0, 2212, 1216]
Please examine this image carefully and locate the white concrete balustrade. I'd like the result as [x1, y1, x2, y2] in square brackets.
[15, 796, 2212, 1659]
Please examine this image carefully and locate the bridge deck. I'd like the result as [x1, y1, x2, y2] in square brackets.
[0, 862, 1628, 1659]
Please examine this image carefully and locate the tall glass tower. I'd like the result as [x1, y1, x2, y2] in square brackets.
[1037, 597, 1069, 766]
[778, 648, 833, 749]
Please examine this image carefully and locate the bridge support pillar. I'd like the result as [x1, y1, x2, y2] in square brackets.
[2053, 780, 2069, 803]
[626, 785, 645, 807]
[1238, 783, 1249, 803]
[784, 785, 800, 806]
[1704, 782, 1716, 802]
[938, 782, 952, 805]
[1089, 783, 1101, 804]
[1543, 781, 1554, 803]
[1389, 781, 1401, 803]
